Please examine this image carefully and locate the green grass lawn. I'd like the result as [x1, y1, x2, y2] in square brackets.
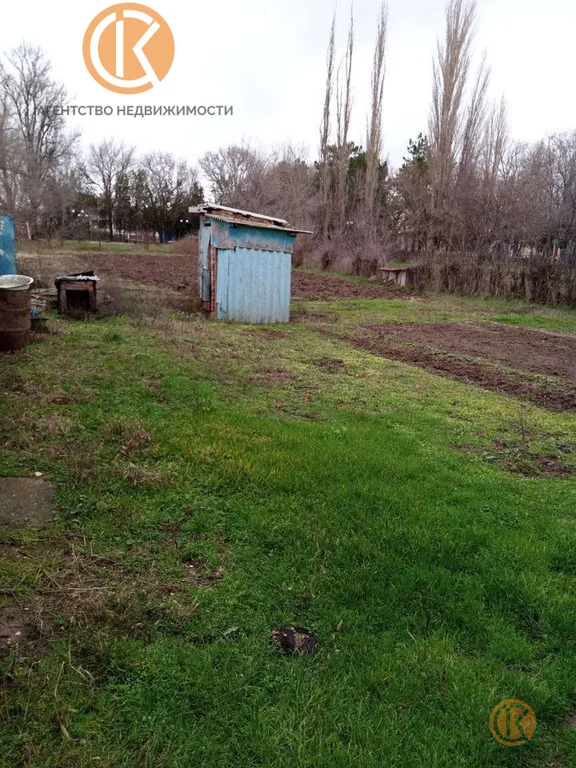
[1, 292, 576, 767]
[19, 240, 173, 256]
[292, 292, 576, 334]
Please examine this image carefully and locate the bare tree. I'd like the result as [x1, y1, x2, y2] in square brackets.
[0, 88, 18, 213]
[470, 97, 509, 251]
[429, 0, 476, 234]
[482, 97, 508, 186]
[319, 12, 336, 239]
[542, 133, 576, 252]
[250, 145, 316, 227]
[448, 54, 490, 249]
[85, 139, 134, 240]
[365, 2, 388, 235]
[200, 142, 314, 228]
[335, 8, 355, 231]
[393, 134, 432, 252]
[141, 152, 203, 240]
[459, 53, 490, 175]
[46, 161, 84, 243]
[0, 43, 78, 232]
[199, 144, 267, 206]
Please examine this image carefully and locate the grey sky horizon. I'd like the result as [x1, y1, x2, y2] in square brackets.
[2, 0, 575, 175]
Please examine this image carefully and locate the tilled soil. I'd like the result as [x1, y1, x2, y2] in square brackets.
[94, 259, 405, 301]
[333, 323, 576, 412]
[291, 271, 408, 301]
[19, 252, 197, 294]
[23, 252, 407, 301]
[93, 253, 197, 293]
[364, 323, 576, 381]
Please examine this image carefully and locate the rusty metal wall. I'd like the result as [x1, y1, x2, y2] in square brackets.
[0, 288, 31, 351]
[210, 218, 296, 253]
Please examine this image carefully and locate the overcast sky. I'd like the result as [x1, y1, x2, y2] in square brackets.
[2, 0, 576, 172]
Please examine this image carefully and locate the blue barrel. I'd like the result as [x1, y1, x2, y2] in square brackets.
[0, 215, 16, 276]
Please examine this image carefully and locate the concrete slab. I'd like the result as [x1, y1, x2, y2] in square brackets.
[0, 477, 58, 528]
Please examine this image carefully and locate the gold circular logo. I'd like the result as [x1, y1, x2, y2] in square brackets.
[83, 3, 175, 94]
[490, 700, 537, 746]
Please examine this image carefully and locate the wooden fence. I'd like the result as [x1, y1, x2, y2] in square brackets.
[409, 255, 576, 308]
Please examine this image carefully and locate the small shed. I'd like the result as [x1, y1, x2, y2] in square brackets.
[189, 204, 312, 323]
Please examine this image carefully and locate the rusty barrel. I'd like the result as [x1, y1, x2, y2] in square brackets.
[0, 275, 34, 352]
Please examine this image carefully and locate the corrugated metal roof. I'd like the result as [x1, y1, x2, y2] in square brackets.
[189, 204, 288, 226]
[205, 214, 312, 235]
[189, 204, 313, 235]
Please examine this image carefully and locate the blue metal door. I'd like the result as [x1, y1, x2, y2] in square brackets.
[0, 215, 16, 276]
[216, 248, 291, 323]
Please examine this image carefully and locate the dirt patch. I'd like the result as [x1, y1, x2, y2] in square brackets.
[253, 369, 295, 387]
[460, 441, 575, 478]
[365, 323, 576, 382]
[21, 253, 408, 302]
[19, 252, 197, 294]
[0, 478, 58, 528]
[182, 558, 223, 587]
[0, 540, 60, 562]
[96, 263, 407, 302]
[527, 455, 574, 477]
[0, 610, 29, 652]
[335, 323, 576, 412]
[292, 271, 408, 301]
[353, 337, 575, 412]
[313, 357, 348, 373]
[94, 254, 197, 293]
[9, 549, 201, 645]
